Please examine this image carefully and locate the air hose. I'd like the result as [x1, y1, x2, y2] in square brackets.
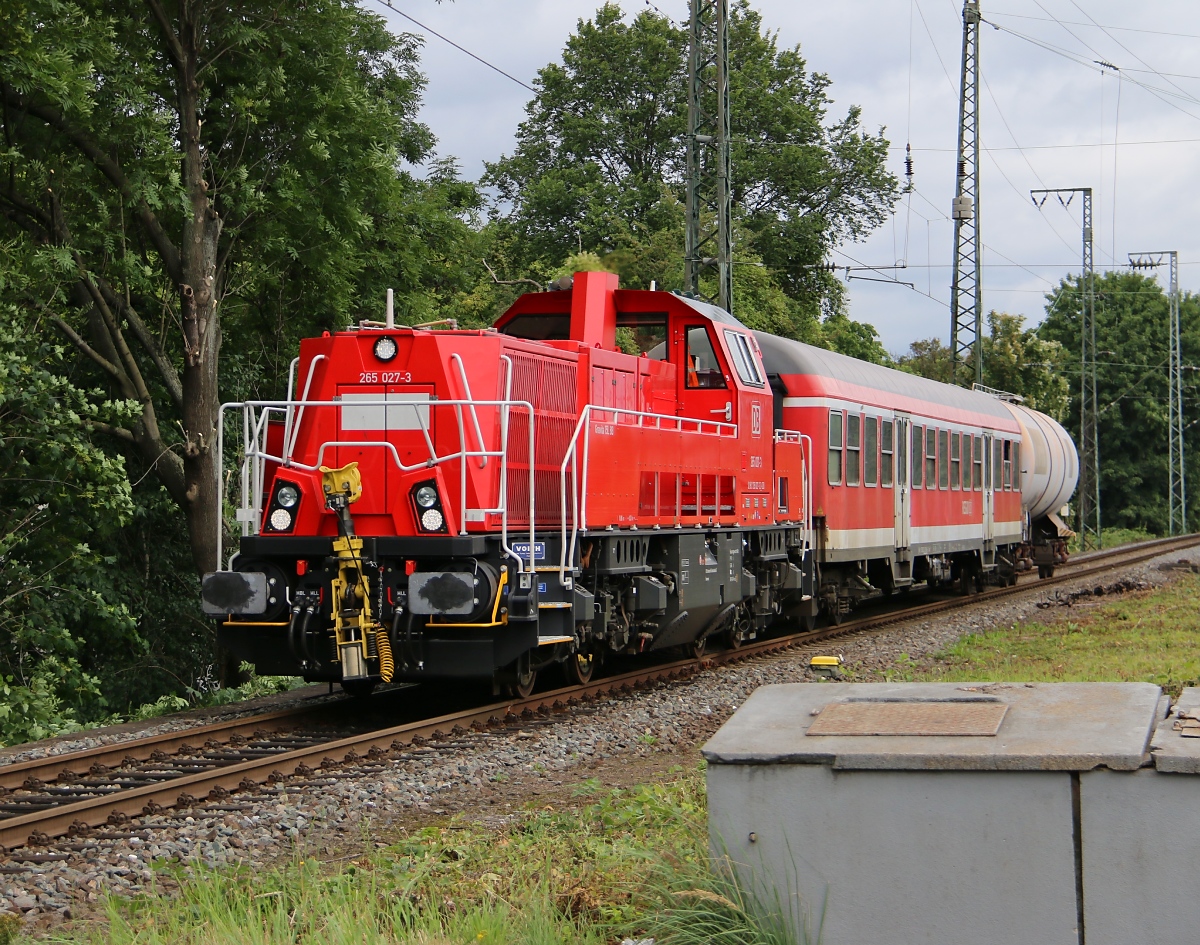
[375, 628, 395, 683]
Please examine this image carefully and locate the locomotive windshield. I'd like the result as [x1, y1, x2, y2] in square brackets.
[497, 313, 570, 340]
[615, 311, 667, 359]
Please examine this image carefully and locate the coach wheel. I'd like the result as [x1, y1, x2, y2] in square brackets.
[565, 650, 596, 686]
[800, 612, 817, 633]
[341, 679, 377, 700]
[957, 569, 975, 596]
[1038, 564, 1054, 579]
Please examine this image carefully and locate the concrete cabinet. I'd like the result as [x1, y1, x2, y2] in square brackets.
[703, 682, 1190, 945]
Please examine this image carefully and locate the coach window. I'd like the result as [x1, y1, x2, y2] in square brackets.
[828, 410, 844, 484]
[881, 419, 894, 487]
[865, 416, 879, 486]
[912, 424, 923, 488]
[925, 427, 937, 487]
[846, 413, 862, 486]
[993, 438, 1003, 490]
[685, 327, 726, 389]
[973, 435, 983, 490]
[1013, 442, 1021, 491]
[1002, 440, 1013, 490]
[950, 433, 961, 489]
[962, 434, 972, 490]
[938, 429, 950, 489]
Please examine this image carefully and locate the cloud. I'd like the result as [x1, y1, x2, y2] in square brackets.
[373, 0, 1200, 350]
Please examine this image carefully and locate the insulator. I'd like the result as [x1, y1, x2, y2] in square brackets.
[905, 143, 914, 180]
[958, 160, 966, 178]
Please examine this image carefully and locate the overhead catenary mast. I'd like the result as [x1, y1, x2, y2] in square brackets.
[684, 0, 733, 313]
[1129, 251, 1186, 535]
[1033, 187, 1099, 549]
[950, 0, 982, 387]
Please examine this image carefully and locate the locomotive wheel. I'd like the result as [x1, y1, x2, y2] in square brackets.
[565, 651, 596, 685]
[800, 612, 817, 633]
[500, 654, 537, 699]
[341, 679, 377, 700]
[725, 608, 750, 649]
[691, 634, 708, 658]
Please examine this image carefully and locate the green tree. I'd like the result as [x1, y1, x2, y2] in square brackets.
[896, 312, 1069, 418]
[1039, 271, 1200, 533]
[0, 0, 478, 581]
[0, 318, 138, 744]
[480, 2, 897, 352]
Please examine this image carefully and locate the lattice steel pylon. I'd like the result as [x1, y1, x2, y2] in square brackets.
[950, 0, 982, 386]
[1129, 251, 1186, 534]
[684, 0, 732, 313]
[1033, 187, 1099, 548]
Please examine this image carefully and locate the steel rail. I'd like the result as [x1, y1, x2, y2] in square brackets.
[2, 533, 1196, 854]
[0, 705, 333, 795]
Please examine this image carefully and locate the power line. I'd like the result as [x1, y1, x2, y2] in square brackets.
[899, 138, 1200, 152]
[986, 12, 1200, 42]
[365, 0, 536, 93]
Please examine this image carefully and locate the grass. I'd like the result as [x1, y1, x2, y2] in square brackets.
[31, 770, 800, 945]
[861, 572, 1200, 696]
[1069, 526, 1158, 554]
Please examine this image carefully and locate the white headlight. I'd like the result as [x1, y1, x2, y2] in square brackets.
[373, 336, 398, 362]
[421, 508, 444, 531]
[276, 484, 300, 508]
[269, 508, 293, 531]
[414, 485, 439, 509]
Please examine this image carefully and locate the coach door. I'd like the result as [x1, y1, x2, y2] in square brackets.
[982, 433, 995, 551]
[894, 415, 912, 555]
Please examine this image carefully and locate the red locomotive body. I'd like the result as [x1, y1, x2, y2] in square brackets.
[203, 274, 1074, 694]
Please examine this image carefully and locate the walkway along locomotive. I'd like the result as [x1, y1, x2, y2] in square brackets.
[202, 272, 1078, 695]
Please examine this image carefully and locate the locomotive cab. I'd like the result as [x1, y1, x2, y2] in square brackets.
[204, 272, 816, 696]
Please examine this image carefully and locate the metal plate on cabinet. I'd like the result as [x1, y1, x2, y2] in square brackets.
[806, 700, 1009, 737]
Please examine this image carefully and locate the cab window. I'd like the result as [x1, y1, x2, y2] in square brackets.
[724, 330, 765, 387]
[616, 313, 668, 359]
[685, 327, 726, 389]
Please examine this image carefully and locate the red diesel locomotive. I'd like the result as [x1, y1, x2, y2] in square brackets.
[202, 272, 1077, 695]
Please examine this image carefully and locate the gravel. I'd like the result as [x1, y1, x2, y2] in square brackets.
[3, 545, 1198, 927]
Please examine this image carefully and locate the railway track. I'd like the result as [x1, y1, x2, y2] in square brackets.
[2, 532, 1197, 858]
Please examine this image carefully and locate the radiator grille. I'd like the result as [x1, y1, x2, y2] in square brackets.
[505, 353, 579, 525]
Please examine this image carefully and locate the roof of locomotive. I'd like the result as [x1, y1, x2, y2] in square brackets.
[752, 330, 1017, 424]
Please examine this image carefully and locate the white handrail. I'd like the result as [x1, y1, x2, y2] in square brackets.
[216, 395, 535, 569]
[450, 353, 488, 469]
[285, 354, 326, 464]
[557, 403, 740, 583]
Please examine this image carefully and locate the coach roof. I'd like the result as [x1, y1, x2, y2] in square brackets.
[753, 331, 1017, 425]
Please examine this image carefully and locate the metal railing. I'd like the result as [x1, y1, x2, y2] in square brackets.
[558, 404, 739, 583]
[217, 382, 536, 573]
[774, 429, 814, 555]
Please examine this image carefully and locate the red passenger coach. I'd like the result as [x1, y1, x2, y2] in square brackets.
[202, 273, 1075, 695]
[754, 336, 1074, 620]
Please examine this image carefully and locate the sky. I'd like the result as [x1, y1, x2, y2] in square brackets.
[365, 0, 1200, 355]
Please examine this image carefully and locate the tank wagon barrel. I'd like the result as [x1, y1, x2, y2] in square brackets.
[202, 273, 1076, 694]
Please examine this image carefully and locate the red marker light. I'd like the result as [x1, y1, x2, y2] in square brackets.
[296, 560, 308, 576]
[404, 559, 416, 576]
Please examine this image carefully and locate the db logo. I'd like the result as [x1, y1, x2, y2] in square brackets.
[751, 402, 762, 436]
